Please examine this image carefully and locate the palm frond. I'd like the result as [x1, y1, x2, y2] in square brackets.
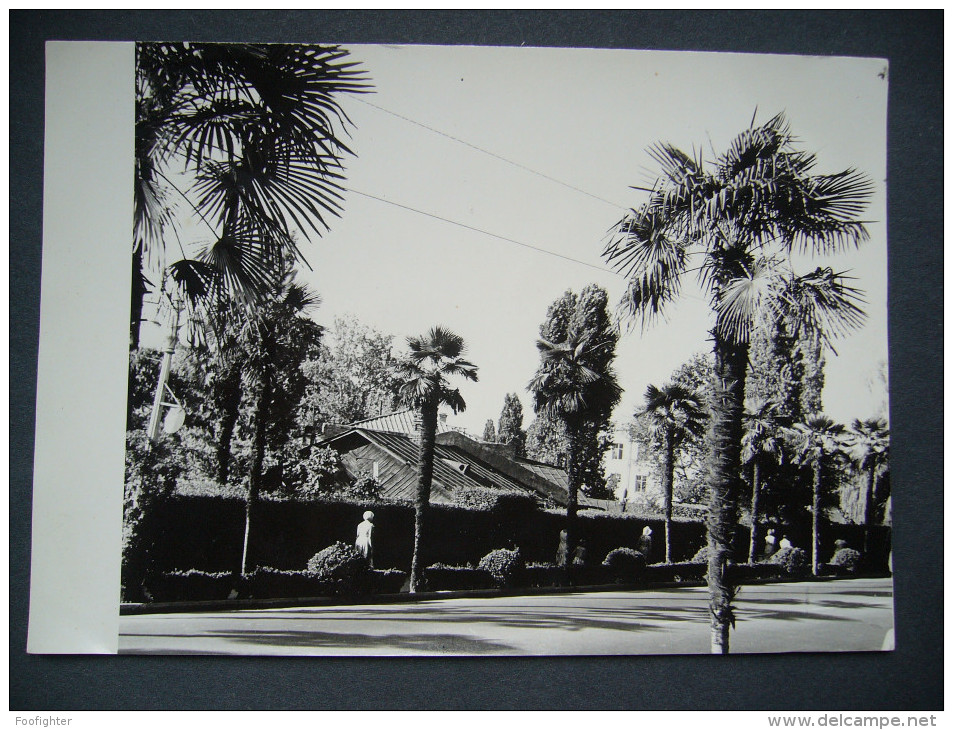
[603, 205, 689, 328]
[714, 257, 786, 345]
[780, 267, 867, 348]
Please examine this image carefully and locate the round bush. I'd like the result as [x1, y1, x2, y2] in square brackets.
[767, 546, 809, 575]
[829, 547, 863, 573]
[690, 545, 709, 564]
[602, 548, 646, 583]
[478, 547, 525, 587]
[306, 541, 368, 583]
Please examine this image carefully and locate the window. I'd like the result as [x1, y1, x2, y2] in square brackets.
[633, 475, 648, 492]
[609, 443, 624, 460]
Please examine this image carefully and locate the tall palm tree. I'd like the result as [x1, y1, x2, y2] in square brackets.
[134, 42, 369, 348]
[602, 113, 872, 653]
[396, 327, 478, 593]
[846, 417, 890, 553]
[528, 331, 622, 578]
[641, 383, 707, 562]
[788, 414, 847, 576]
[226, 270, 323, 576]
[741, 398, 787, 563]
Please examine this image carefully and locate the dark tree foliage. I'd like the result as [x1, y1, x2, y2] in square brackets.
[748, 319, 825, 422]
[496, 393, 527, 457]
[528, 287, 622, 578]
[133, 42, 369, 348]
[525, 285, 619, 498]
[482, 419, 497, 443]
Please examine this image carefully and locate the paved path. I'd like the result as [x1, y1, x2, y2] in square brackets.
[118, 578, 893, 656]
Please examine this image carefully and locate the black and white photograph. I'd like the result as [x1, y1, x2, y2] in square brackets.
[31, 40, 894, 659]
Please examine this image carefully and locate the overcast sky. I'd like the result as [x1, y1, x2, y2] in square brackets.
[148, 43, 889, 436]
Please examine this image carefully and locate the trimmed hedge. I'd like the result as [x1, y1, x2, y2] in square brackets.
[148, 569, 235, 602]
[643, 562, 708, 584]
[132, 494, 892, 595]
[424, 566, 496, 591]
[146, 567, 410, 603]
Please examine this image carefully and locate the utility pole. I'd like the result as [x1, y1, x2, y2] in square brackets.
[147, 293, 182, 442]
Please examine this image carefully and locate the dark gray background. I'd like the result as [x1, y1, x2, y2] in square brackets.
[10, 10, 942, 710]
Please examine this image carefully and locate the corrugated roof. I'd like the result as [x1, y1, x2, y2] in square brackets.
[340, 409, 452, 436]
[322, 427, 565, 505]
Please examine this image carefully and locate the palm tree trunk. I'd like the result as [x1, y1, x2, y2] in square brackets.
[564, 422, 581, 584]
[241, 375, 271, 577]
[409, 397, 439, 593]
[862, 464, 876, 554]
[216, 370, 243, 486]
[748, 459, 762, 564]
[707, 335, 749, 655]
[812, 464, 822, 576]
[129, 245, 146, 351]
[662, 432, 674, 563]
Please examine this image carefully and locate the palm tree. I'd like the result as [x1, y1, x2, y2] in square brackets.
[528, 331, 622, 578]
[226, 271, 323, 576]
[134, 42, 369, 348]
[741, 399, 787, 563]
[641, 383, 707, 562]
[788, 414, 847, 576]
[602, 113, 872, 653]
[846, 417, 890, 553]
[395, 327, 478, 593]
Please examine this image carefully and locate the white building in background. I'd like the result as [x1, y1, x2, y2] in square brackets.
[603, 424, 657, 507]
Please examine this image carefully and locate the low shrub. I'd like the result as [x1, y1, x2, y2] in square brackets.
[644, 562, 707, 584]
[371, 569, 408, 594]
[728, 562, 783, 582]
[306, 542, 370, 591]
[150, 569, 235, 602]
[525, 564, 563, 588]
[602, 548, 646, 584]
[829, 548, 863, 574]
[248, 567, 325, 599]
[690, 545, 709, 563]
[767, 546, 809, 576]
[424, 565, 495, 591]
[478, 547, 525, 587]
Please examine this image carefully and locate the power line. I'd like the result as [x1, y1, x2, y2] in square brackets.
[346, 186, 709, 306]
[353, 97, 628, 210]
[346, 187, 616, 275]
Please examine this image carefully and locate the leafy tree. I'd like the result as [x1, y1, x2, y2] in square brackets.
[741, 399, 788, 563]
[482, 419, 497, 443]
[787, 415, 847, 575]
[603, 113, 872, 653]
[395, 327, 478, 592]
[133, 42, 368, 348]
[526, 286, 619, 497]
[748, 319, 825, 422]
[497, 393, 527, 457]
[641, 383, 707, 562]
[528, 330, 621, 579]
[845, 417, 890, 552]
[297, 315, 402, 432]
[667, 352, 714, 502]
[525, 413, 568, 466]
